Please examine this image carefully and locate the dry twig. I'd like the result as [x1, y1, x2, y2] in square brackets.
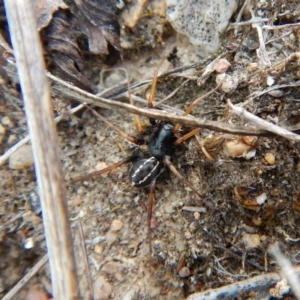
[2, 254, 49, 300]
[0, 103, 85, 166]
[227, 99, 300, 142]
[48, 73, 288, 137]
[250, 8, 271, 66]
[4, 1, 79, 299]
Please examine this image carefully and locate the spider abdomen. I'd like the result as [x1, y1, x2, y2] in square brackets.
[129, 157, 162, 188]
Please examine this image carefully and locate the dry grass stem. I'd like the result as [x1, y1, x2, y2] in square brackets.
[4, 1, 79, 299]
[77, 222, 94, 299]
[2, 255, 48, 300]
[0, 103, 85, 166]
[250, 8, 271, 66]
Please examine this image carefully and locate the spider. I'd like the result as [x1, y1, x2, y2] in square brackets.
[71, 55, 218, 256]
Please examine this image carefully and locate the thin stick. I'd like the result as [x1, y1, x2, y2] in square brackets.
[233, 0, 252, 35]
[48, 73, 300, 137]
[0, 103, 85, 166]
[2, 254, 48, 300]
[48, 73, 275, 135]
[202, 228, 264, 271]
[250, 8, 271, 66]
[77, 222, 94, 299]
[4, 1, 79, 299]
[227, 99, 300, 141]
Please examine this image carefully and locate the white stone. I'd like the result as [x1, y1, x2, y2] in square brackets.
[243, 233, 261, 249]
[179, 266, 191, 278]
[9, 144, 34, 169]
[1, 116, 14, 128]
[110, 219, 124, 232]
[93, 276, 112, 300]
[256, 193, 267, 205]
[166, 0, 238, 56]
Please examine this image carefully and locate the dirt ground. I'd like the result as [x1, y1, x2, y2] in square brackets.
[1, 0, 300, 299]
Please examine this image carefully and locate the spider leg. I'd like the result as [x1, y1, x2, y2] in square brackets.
[174, 128, 202, 145]
[126, 72, 145, 134]
[147, 179, 156, 257]
[173, 81, 223, 134]
[88, 107, 144, 145]
[163, 156, 202, 199]
[69, 154, 139, 184]
[148, 49, 175, 109]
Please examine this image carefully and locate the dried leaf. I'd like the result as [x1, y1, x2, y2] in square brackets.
[70, 0, 121, 55]
[33, 0, 68, 30]
[44, 10, 95, 92]
[36, 0, 121, 91]
[292, 193, 300, 212]
[234, 186, 262, 212]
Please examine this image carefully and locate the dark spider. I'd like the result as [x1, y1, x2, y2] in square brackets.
[70, 54, 220, 256]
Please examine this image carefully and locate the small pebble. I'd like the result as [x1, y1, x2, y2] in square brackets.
[214, 58, 231, 73]
[265, 152, 275, 165]
[94, 244, 103, 255]
[216, 73, 239, 93]
[0, 123, 6, 144]
[110, 219, 123, 232]
[256, 192, 267, 205]
[25, 288, 49, 300]
[193, 211, 200, 220]
[9, 144, 34, 169]
[95, 162, 109, 178]
[93, 276, 112, 300]
[268, 90, 284, 97]
[92, 236, 106, 245]
[24, 237, 35, 249]
[96, 131, 106, 142]
[179, 266, 191, 278]
[243, 233, 261, 249]
[105, 231, 118, 247]
[85, 126, 95, 137]
[1, 116, 14, 128]
[68, 195, 82, 207]
[7, 134, 17, 144]
[101, 262, 123, 275]
[185, 231, 192, 239]
[247, 63, 258, 72]
[266, 76, 275, 86]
